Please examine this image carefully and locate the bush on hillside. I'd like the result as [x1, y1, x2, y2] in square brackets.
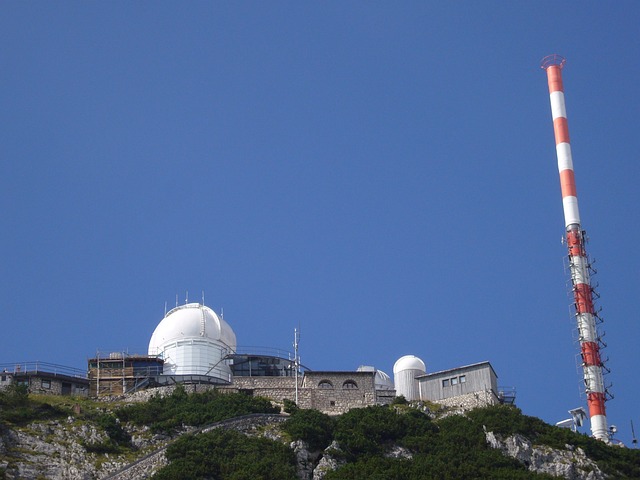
[282, 408, 334, 451]
[467, 404, 640, 478]
[0, 384, 67, 425]
[153, 429, 297, 480]
[333, 405, 437, 460]
[116, 386, 279, 433]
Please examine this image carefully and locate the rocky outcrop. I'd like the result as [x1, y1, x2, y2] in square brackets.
[105, 414, 288, 480]
[0, 417, 137, 480]
[0, 413, 289, 480]
[291, 440, 316, 480]
[485, 430, 607, 480]
[312, 441, 345, 480]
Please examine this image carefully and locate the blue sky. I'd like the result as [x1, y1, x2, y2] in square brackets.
[2, 3, 639, 445]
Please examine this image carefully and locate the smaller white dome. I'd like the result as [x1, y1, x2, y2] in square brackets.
[357, 365, 394, 390]
[393, 355, 426, 374]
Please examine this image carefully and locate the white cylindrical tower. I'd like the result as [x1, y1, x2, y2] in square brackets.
[393, 355, 426, 401]
[148, 303, 237, 381]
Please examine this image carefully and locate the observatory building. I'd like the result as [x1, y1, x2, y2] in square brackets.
[393, 355, 426, 401]
[82, 301, 513, 415]
[148, 303, 237, 382]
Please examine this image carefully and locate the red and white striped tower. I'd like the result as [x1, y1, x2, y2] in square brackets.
[541, 54, 610, 442]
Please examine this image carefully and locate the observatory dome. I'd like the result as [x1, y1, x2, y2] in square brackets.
[148, 303, 237, 380]
[393, 355, 426, 374]
[357, 366, 394, 390]
[393, 355, 426, 401]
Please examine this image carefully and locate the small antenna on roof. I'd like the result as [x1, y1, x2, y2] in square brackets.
[632, 420, 638, 448]
[294, 326, 300, 404]
[185, 290, 189, 304]
[175, 294, 178, 308]
[202, 290, 205, 306]
[164, 301, 167, 316]
[221, 307, 224, 319]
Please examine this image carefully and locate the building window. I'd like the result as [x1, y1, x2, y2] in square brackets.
[1, 375, 5, 382]
[318, 380, 333, 389]
[42, 379, 51, 389]
[342, 380, 358, 389]
[330, 401, 336, 406]
[442, 379, 449, 387]
[459, 375, 466, 383]
[451, 377, 459, 385]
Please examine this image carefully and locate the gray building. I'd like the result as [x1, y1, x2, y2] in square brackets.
[417, 361, 504, 410]
[0, 363, 89, 397]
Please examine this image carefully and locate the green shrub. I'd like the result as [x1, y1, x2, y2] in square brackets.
[282, 408, 334, 451]
[153, 429, 297, 480]
[391, 395, 408, 405]
[333, 405, 436, 460]
[116, 387, 279, 433]
[0, 385, 67, 425]
[282, 398, 299, 414]
[465, 404, 640, 478]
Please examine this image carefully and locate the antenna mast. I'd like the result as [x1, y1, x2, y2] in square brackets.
[541, 55, 611, 442]
[294, 327, 300, 404]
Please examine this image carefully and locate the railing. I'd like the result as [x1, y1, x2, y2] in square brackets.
[233, 346, 296, 360]
[0, 361, 87, 379]
[497, 386, 517, 405]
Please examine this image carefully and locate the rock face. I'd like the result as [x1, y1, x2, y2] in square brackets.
[291, 440, 315, 480]
[2, 411, 616, 480]
[312, 441, 345, 480]
[485, 430, 607, 480]
[0, 418, 135, 479]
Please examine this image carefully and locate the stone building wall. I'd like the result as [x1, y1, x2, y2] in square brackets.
[435, 389, 500, 413]
[299, 371, 387, 414]
[120, 371, 395, 415]
[0, 373, 89, 397]
[27, 376, 64, 395]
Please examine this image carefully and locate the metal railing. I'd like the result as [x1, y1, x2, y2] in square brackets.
[0, 361, 87, 379]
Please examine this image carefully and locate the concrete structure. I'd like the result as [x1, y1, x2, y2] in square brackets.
[393, 355, 426, 401]
[417, 361, 504, 409]
[541, 54, 610, 441]
[148, 303, 236, 382]
[0, 362, 89, 397]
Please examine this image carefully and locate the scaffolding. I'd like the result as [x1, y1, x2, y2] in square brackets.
[88, 352, 164, 397]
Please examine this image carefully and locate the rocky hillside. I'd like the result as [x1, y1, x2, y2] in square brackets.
[1, 385, 638, 480]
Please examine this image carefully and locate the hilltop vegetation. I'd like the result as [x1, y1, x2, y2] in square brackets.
[115, 385, 279, 433]
[1, 386, 639, 480]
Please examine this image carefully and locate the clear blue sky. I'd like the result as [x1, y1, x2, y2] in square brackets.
[2, 2, 639, 445]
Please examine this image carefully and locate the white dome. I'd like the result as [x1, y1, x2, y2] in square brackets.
[393, 355, 426, 401]
[357, 365, 394, 390]
[148, 303, 236, 379]
[393, 355, 426, 374]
